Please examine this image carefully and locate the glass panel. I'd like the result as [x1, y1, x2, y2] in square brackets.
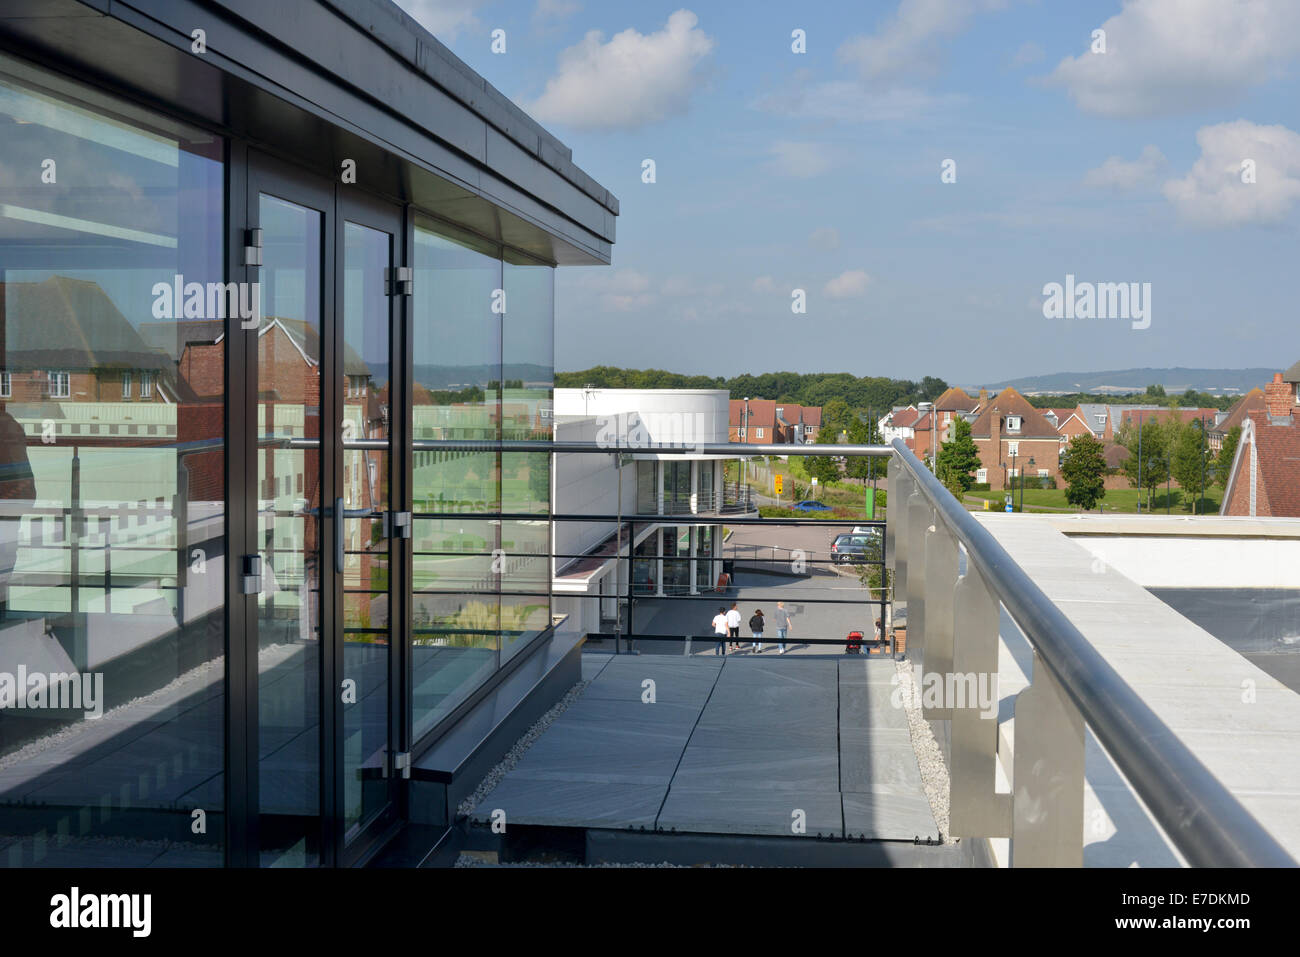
[636, 460, 656, 513]
[500, 260, 552, 665]
[340, 221, 391, 841]
[410, 219, 501, 739]
[256, 193, 322, 867]
[0, 53, 225, 867]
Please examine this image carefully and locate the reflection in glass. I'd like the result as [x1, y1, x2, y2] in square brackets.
[410, 221, 502, 738]
[0, 53, 225, 866]
[256, 194, 322, 867]
[340, 222, 391, 842]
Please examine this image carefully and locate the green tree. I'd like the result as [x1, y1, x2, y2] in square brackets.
[1144, 383, 1167, 398]
[935, 418, 981, 498]
[806, 426, 841, 486]
[1215, 424, 1241, 488]
[1171, 419, 1211, 511]
[1060, 433, 1107, 510]
[1117, 417, 1169, 508]
[844, 416, 885, 481]
[820, 398, 853, 436]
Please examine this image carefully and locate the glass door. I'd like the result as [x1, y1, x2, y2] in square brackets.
[247, 155, 402, 867]
[335, 193, 402, 863]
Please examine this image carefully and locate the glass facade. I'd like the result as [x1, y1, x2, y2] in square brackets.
[409, 217, 553, 740]
[0, 54, 226, 866]
[0, 41, 562, 868]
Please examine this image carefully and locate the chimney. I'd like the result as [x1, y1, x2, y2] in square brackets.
[978, 388, 988, 402]
[1264, 372, 1294, 418]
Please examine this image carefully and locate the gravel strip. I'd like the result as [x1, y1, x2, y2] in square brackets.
[894, 657, 955, 844]
[455, 678, 591, 819]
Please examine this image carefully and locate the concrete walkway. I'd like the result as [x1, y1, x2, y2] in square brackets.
[470, 653, 938, 842]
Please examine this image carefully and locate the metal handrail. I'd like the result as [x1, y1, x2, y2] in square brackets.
[891, 438, 1295, 867]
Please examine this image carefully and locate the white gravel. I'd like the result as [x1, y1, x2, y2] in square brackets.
[894, 657, 955, 844]
[456, 678, 591, 819]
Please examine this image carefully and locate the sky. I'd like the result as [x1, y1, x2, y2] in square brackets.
[393, 0, 1300, 386]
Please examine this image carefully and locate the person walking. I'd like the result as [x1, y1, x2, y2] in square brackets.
[772, 600, 792, 654]
[726, 602, 742, 651]
[711, 606, 729, 656]
[749, 608, 765, 653]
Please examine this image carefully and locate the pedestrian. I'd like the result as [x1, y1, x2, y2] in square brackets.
[711, 606, 729, 656]
[726, 602, 742, 651]
[749, 608, 765, 653]
[772, 600, 792, 654]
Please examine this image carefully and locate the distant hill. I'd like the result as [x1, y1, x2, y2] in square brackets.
[975, 367, 1274, 396]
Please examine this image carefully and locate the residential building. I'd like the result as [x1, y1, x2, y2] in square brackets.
[968, 388, 1062, 488]
[0, 0, 616, 868]
[1210, 387, 1266, 453]
[1220, 370, 1300, 517]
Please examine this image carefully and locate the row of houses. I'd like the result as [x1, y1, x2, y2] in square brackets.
[880, 367, 1300, 504]
[727, 398, 822, 445]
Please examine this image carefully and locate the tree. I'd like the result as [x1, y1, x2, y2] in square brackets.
[1144, 383, 1166, 398]
[844, 416, 885, 481]
[1171, 420, 1210, 511]
[1215, 425, 1241, 488]
[935, 418, 981, 498]
[920, 376, 948, 401]
[1061, 433, 1107, 511]
[805, 426, 841, 486]
[1117, 416, 1169, 508]
[820, 398, 853, 436]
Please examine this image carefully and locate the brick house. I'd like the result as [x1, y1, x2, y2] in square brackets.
[969, 387, 1062, 488]
[1221, 374, 1300, 516]
[729, 398, 778, 444]
[1209, 387, 1265, 453]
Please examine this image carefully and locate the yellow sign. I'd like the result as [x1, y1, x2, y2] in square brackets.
[774, 474, 784, 495]
[982, 498, 991, 510]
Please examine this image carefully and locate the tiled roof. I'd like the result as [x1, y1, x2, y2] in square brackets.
[1213, 388, 1265, 435]
[1230, 411, 1300, 516]
[932, 386, 977, 412]
[729, 398, 777, 429]
[801, 407, 822, 427]
[969, 388, 1059, 439]
[1283, 360, 1300, 384]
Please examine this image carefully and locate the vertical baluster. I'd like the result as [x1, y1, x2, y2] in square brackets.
[949, 561, 1011, 838]
[1011, 651, 1085, 866]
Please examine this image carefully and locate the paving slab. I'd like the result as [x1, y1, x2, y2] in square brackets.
[472, 777, 664, 830]
[842, 791, 940, 841]
[657, 786, 844, 838]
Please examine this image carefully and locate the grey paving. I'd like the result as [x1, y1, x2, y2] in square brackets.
[476, 652, 939, 842]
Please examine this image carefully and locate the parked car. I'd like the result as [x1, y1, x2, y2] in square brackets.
[830, 532, 880, 565]
[791, 499, 833, 512]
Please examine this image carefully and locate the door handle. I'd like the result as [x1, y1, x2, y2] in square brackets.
[334, 498, 375, 573]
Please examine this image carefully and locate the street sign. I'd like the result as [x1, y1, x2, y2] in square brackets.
[811, 477, 818, 486]
[1004, 493, 1013, 513]
[774, 474, 783, 495]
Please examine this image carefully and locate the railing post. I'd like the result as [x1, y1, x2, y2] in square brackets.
[1011, 651, 1085, 866]
[904, 490, 930, 662]
[949, 561, 1012, 839]
[886, 456, 906, 596]
[921, 521, 958, 722]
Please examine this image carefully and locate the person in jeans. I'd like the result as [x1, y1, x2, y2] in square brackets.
[772, 600, 792, 654]
[711, 606, 729, 656]
[749, 609, 765, 652]
[726, 602, 742, 651]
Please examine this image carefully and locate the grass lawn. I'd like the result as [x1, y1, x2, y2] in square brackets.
[964, 485, 1223, 514]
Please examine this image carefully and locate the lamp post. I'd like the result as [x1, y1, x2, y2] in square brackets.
[1021, 456, 1035, 513]
[1010, 450, 1017, 505]
[742, 396, 749, 503]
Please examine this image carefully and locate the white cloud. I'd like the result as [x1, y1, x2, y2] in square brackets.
[1045, 0, 1300, 117]
[837, 0, 1011, 84]
[527, 10, 714, 130]
[809, 227, 841, 251]
[1162, 120, 1300, 226]
[534, 0, 579, 23]
[1083, 145, 1168, 189]
[823, 270, 872, 299]
[752, 276, 777, 293]
[392, 0, 487, 42]
[576, 269, 655, 311]
[766, 141, 835, 179]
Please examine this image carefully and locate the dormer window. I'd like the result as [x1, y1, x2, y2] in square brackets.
[1006, 415, 1022, 432]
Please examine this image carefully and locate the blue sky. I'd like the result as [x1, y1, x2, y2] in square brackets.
[395, 0, 1300, 385]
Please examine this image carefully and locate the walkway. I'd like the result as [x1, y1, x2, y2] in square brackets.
[470, 653, 938, 842]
